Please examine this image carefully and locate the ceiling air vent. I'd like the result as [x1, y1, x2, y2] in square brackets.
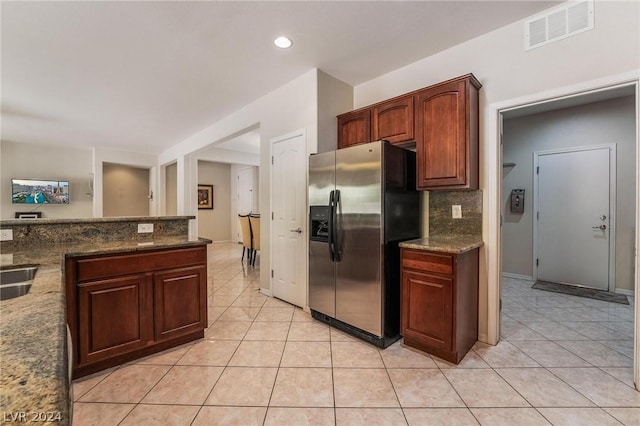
[525, 0, 594, 51]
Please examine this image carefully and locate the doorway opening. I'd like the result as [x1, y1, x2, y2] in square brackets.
[193, 128, 260, 244]
[498, 82, 638, 390]
[102, 162, 151, 217]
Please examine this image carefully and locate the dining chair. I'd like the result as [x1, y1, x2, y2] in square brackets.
[249, 214, 260, 266]
[238, 214, 253, 263]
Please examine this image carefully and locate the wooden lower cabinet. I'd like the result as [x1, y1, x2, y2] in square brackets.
[153, 265, 207, 342]
[78, 274, 152, 366]
[67, 245, 208, 378]
[401, 247, 478, 364]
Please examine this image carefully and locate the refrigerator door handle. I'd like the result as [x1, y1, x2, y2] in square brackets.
[333, 189, 342, 262]
[328, 190, 335, 262]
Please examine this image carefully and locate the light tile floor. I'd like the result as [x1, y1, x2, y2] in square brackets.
[72, 244, 639, 425]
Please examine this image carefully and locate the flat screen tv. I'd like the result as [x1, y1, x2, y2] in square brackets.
[11, 178, 70, 204]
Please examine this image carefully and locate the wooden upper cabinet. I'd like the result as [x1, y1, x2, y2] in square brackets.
[372, 95, 414, 145]
[337, 109, 371, 149]
[336, 74, 481, 189]
[415, 74, 481, 190]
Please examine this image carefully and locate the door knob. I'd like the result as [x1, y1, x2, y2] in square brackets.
[290, 228, 302, 233]
[592, 225, 607, 230]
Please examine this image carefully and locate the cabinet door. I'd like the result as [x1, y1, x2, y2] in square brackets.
[338, 109, 371, 149]
[78, 274, 152, 365]
[401, 269, 453, 351]
[153, 265, 207, 342]
[416, 78, 476, 190]
[372, 96, 414, 145]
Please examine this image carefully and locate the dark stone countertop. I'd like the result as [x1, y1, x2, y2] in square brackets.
[0, 215, 195, 226]
[0, 236, 211, 425]
[399, 234, 484, 254]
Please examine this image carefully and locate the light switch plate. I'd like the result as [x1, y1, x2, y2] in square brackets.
[137, 223, 154, 233]
[0, 229, 14, 241]
[452, 205, 462, 219]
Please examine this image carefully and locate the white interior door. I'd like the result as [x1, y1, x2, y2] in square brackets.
[271, 131, 307, 308]
[237, 167, 254, 215]
[536, 146, 614, 290]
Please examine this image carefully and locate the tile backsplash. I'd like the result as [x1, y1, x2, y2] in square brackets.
[428, 190, 482, 237]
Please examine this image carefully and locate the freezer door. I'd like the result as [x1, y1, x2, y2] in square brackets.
[308, 151, 336, 317]
[335, 141, 383, 337]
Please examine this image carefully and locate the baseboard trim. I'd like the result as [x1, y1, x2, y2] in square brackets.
[615, 288, 635, 296]
[260, 288, 272, 297]
[478, 333, 490, 344]
[502, 272, 533, 281]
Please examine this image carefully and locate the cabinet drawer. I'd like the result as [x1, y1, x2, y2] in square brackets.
[401, 249, 453, 275]
[75, 246, 207, 282]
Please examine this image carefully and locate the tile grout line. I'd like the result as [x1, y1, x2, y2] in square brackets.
[502, 277, 637, 415]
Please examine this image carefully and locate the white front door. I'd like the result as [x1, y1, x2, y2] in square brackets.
[271, 131, 307, 308]
[536, 146, 614, 290]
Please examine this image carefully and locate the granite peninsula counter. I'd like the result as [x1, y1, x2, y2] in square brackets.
[0, 216, 209, 425]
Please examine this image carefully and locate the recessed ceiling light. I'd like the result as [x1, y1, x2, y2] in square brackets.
[274, 36, 293, 49]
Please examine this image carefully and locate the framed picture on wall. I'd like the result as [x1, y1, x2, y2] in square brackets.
[198, 184, 214, 209]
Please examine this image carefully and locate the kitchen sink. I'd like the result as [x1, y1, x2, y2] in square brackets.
[0, 266, 38, 301]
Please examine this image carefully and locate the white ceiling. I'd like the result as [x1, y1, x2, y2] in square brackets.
[1, 1, 560, 155]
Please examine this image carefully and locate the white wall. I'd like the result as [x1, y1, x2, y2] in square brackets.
[198, 147, 259, 166]
[197, 161, 232, 241]
[0, 141, 160, 219]
[353, 0, 640, 340]
[165, 162, 178, 216]
[0, 140, 93, 219]
[503, 95, 636, 291]
[159, 69, 320, 292]
[317, 70, 353, 153]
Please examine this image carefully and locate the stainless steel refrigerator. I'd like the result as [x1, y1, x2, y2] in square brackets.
[308, 140, 420, 347]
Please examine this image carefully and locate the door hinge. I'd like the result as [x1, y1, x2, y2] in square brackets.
[536, 258, 539, 266]
[271, 269, 274, 278]
[271, 156, 274, 165]
[272, 212, 274, 220]
[537, 211, 539, 220]
[536, 166, 539, 174]
[500, 215, 503, 226]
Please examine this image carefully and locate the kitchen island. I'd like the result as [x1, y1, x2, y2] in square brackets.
[0, 216, 210, 425]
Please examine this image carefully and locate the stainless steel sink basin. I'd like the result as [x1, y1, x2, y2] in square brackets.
[0, 266, 38, 301]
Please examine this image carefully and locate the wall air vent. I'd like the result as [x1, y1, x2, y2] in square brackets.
[525, 0, 594, 51]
